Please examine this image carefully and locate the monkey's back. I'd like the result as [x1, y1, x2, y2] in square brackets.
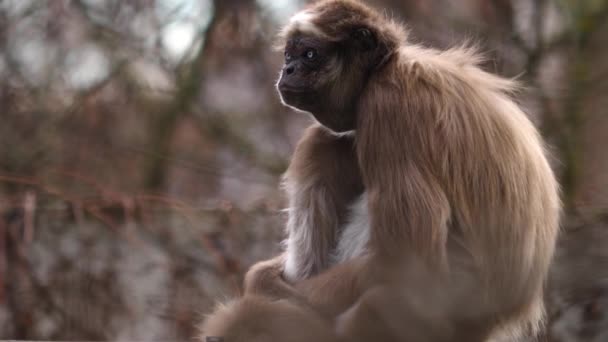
[376, 44, 561, 333]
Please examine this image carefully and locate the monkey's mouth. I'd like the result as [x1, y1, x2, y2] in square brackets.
[279, 88, 316, 111]
[278, 84, 306, 94]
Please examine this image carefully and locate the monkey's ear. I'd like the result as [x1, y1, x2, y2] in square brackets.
[351, 27, 376, 51]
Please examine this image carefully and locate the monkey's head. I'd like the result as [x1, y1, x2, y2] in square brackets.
[276, 0, 403, 133]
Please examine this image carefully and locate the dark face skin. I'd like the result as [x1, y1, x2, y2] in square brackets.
[277, 28, 382, 133]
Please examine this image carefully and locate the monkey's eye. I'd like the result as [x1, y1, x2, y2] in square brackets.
[355, 28, 371, 38]
[285, 51, 292, 60]
[304, 49, 317, 60]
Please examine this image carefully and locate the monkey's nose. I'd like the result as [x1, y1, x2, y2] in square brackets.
[285, 65, 295, 75]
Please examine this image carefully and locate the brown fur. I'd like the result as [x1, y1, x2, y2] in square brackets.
[282, 125, 363, 280]
[200, 296, 337, 342]
[244, 252, 369, 319]
[204, 259, 370, 342]
[200, 0, 561, 341]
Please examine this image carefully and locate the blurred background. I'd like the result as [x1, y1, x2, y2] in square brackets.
[0, 0, 607, 340]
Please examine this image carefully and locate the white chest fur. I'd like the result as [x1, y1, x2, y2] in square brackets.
[331, 194, 371, 263]
[283, 192, 371, 281]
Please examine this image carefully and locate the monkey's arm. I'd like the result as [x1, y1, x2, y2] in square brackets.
[244, 253, 370, 319]
[356, 76, 451, 267]
[281, 124, 363, 280]
[243, 123, 361, 299]
[328, 70, 454, 340]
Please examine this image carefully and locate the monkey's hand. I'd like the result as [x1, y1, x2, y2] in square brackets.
[244, 254, 307, 303]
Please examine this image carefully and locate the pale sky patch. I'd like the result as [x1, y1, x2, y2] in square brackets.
[64, 44, 110, 89]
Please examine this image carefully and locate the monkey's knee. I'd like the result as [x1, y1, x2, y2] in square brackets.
[244, 260, 281, 292]
[336, 286, 458, 342]
[243, 256, 296, 298]
[199, 296, 337, 342]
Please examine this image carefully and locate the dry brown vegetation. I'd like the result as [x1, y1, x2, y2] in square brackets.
[0, 0, 607, 340]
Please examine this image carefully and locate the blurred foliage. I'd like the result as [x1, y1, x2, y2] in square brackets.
[0, 0, 607, 341]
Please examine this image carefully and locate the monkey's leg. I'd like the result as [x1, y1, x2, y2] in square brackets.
[294, 257, 370, 318]
[245, 256, 370, 321]
[200, 295, 340, 342]
[335, 285, 454, 342]
[244, 255, 308, 303]
[335, 285, 494, 342]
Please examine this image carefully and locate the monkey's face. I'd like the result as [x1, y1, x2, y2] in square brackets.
[277, 28, 384, 133]
[277, 35, 334, 116]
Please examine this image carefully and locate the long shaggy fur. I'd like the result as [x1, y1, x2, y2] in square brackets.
[200, 1, 561, 341]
